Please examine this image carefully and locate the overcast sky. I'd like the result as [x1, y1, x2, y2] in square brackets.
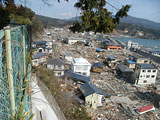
[15, 0, 160, 23]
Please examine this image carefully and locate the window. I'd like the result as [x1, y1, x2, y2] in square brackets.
[140, 75, 142, 78]
[147, 70, 151, 72]
[144, 60, 148, 63]
[153, 70, 156, 72]
[58, 65, 62, 69]
[83, 73, 86, 75]
[146, 75, 150, 78]
[58, 72, 62, 76]
[143, 80, 147, 83]
[142, 70, 146, 72]
[151, 75, 155, 78]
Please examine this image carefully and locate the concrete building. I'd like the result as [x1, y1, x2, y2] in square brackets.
[127, 40, 140, 51]
[47, 59, 65, 77]
[32, 53, 48, 67]
[150, 50, 160, 57]
[80, 83, 104, 109]
[71, 58, 91, 76]
[134, 64, 158, 85]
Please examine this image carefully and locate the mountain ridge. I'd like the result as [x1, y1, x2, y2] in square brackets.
[68, 15, 160, 30]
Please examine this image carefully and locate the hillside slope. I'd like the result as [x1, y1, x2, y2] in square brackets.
[120, 16, 160, 30]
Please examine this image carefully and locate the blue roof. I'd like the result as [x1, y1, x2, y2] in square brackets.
[80, 83, 104, 97]
[96, 48, 103, 52]
[138, 64, 158, 69]
[32, 53, 47, 59]
[126, 60, 136, 64]
[108, 55, 116, 60]
[92, 63, 103, 68]
[65, 71, 90, 83]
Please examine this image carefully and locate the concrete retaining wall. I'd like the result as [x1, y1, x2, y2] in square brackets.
[34, 74, 66, 120]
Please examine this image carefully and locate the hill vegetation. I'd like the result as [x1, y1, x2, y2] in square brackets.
[117, 22, 160, 39]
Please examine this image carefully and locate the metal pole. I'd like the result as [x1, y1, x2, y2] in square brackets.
[22, 25, 26, 77]
[4, 26, 16, 116]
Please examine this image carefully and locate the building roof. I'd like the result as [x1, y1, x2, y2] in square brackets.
[105, 42, 121, 46]
[32, 41, 46, 45]
[96, 48, 103, 52]
[138, 64, 158, 69]
[125, 60, 136, 64]
[92, 63, 103, 68]
[65, 53, 72, 57]
[72, 57, 91, 66]
[47, 59, 65, 65]
[65, 71, 90, 83]
[32, 53, 47, 59]
[117, 64, 133, 72]
[69, 37, 85, 41]
[80, 83, 104, 97]
[99, 38, 110, 42]
[108, 55, 116, 60]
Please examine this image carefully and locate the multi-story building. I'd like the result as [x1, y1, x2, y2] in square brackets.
[134, 64, 158, 85]
[47, 59, 65, 76]
[71, 58, 91, 76]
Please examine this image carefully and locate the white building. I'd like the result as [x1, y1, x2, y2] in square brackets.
[71, 58, 91, 76]
[134, 64, 158, 85]
[47, 59, 65, 77]
[68, 37, 86, 44]
[127, 40, 140, 50]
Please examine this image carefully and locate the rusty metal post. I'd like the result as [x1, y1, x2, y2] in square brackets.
[4, 26, 16, 116]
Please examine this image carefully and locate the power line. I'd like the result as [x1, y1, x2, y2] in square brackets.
[106, 1, 119, 11]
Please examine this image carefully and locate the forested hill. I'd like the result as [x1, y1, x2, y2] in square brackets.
[36, 15, 73, 27]
[120, 15, 160, 30]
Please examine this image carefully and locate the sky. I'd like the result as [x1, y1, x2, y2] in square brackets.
[15, 0, 160, 23]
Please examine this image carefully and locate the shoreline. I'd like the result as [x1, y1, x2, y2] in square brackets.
[111, 35, 160, 41]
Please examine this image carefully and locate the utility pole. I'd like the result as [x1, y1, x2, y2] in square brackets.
[4, 26, 16, 116]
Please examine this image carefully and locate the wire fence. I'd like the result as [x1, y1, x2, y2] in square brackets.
[0, 25, 31, 120]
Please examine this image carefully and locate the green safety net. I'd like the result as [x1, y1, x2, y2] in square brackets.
[0, 25, 31, 120]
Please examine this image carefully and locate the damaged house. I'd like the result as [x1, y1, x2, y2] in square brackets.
[32, 53, 48, 67]
[116, 64, 133, 80]
[47, 59, 65, 77]
[64, 71, 90, 85]
[91, 63, 103, 73]
[79, 83, 104, 109]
